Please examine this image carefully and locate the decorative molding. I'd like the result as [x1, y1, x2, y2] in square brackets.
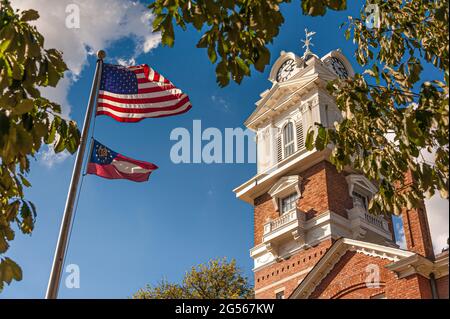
[386, 252, 449, 280]
[345, 174, 378, 197]
[265, 243, 281, 261]
[349, 245, 400, 262]
[433, 252, 449, 279]
[300, 102, 311, 114]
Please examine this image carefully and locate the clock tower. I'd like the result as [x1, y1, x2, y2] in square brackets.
[233, 32, 448, 299]
[234, 41, 395, 298]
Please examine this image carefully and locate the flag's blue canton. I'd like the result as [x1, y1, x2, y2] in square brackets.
[90, 140, 118, 165]
[99, 64, 138, 94]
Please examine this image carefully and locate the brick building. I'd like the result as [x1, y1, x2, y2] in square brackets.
[233, 43, 449, 299]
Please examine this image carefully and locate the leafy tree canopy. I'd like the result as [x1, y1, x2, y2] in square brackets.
[0, 0, 80, 291]
[133, 258, 253, 299]
[149, 0, 449, 215]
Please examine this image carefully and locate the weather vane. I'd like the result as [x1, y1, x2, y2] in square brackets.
[301, 28, 316, 57]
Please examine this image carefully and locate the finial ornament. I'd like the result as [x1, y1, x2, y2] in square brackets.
[97, 50, 106, 60]
[301, 28, 316, 57]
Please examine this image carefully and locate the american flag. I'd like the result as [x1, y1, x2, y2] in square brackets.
[96, 63, 192, 122]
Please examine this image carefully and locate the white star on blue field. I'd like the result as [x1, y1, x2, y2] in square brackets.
[90, 141, 116, 165]
[100, 64, 138, 94]
[2, 0, 445, 298]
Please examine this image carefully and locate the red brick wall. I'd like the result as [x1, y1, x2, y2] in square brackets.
[324, 162, 353, 218]
[398, 170, 435, 259]
[402, 206, 435, 259]
[309, 251, 433, 299]
[254, 240, 333, 298]
[254, 193, 279, 246]
[296, 161, 332, 218]
[436, 275, 449, 299]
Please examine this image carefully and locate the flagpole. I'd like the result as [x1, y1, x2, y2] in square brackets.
[45, 50, 106, 299]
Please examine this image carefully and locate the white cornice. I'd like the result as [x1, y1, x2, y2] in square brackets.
[233, 148, 331, 205]
[386, 252, 449, 280]
[434, 252, 449, 278]
[246, 51, 353, 130]
[245, 76, 321, 130]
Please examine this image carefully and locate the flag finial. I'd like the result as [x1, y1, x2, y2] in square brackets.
[97, 50, 106, 60]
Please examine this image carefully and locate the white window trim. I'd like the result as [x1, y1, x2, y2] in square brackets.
[345, 174, 378, 211]
[274, 287, 285, 299]
[268, 175, 302, 212]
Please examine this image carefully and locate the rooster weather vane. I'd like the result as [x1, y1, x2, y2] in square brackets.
[301, 28, 316, 58]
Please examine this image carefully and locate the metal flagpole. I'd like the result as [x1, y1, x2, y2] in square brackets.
[45, 50, 106, 299]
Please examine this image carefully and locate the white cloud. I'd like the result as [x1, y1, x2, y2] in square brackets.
[11, 0, 161, 113]
[39, 146, 71, 168]
[425, 195, 449, 254]
[117, 57, 137, 67]
[211, 95, 231, 112]
[39, 76, 74, 119]
[11, 0, 161, 166]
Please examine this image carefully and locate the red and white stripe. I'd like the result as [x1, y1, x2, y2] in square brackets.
[96, 65, 192, 123]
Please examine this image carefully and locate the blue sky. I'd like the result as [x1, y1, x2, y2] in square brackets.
[3, 0, 448, 298]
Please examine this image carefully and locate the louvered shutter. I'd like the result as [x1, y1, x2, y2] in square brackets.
[276, 135, 283, 163]
[296, 121, 304, 150]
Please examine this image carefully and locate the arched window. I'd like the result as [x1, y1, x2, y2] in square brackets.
[283, 122, 295, 157]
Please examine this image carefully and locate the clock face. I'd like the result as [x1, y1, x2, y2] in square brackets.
[329, 57, 348, 79]
[276, 59, 296, 82]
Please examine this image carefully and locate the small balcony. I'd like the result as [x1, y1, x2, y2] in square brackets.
[363, 211, 389, 232]
[348, 204, 391, 239]
[263, 209, 305, 246]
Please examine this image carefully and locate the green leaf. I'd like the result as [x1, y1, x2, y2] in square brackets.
[314, 126, 327, 150]
[302, 0, 326, 16]
[13, 99, 34, 115]
[0, 39, 12, 54]
[20, 9, 39, 21]
[161, 16, 175, 47]
[19, 174, 31, 187]
[235, 57, 249, 75]
[305, 129, 315, 151]
[207, 44, 217, 63]
[215, 61, 229, 87]
[0, 237, 9, 254]
[254, 47, 270, 72]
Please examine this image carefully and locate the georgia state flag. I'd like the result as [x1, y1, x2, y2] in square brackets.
[87, 140, 158, 182]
